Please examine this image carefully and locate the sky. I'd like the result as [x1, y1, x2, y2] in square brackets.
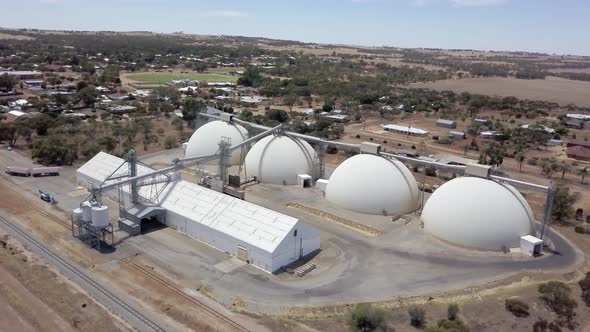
[2, 0, 589, 55]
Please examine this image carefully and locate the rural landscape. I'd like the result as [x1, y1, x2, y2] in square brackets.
[1, 7, 590, 332]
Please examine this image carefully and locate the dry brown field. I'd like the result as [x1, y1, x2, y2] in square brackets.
[411, 76, 590, 107]
[0, 32, 34, 40]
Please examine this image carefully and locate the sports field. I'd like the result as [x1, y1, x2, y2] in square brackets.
[126, 72, 237, 84]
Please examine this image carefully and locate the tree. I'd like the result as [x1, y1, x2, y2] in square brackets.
[97, 136, 117, 153]
[237, 66, 264, 87]
[348, 303, 386, 332]
[0, 122, 20, 146]
[479, 142, 505, 167]
[265, 109, 289, 123]
[76, 80, 89, 92]
[559, 162, 570, 180]
[516, 153, 526, 172]
[76, 86, 99, 107]
[181, 97, 206, 128]
[81, 142, 100, 159]
[409, 305, 426, 328]
[0, 73, 17, 91]
[447, 303, 459, 321]
[284, 94, 298, 111]
[579, 167, 588, 184]
[31, 134, 78, 166]
[238, 109, 253, 122]
[552, 186, 580, 222]
[542, 161, 559, 179]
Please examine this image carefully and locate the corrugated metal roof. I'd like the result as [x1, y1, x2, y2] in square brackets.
[382, 124, 429, 135]
[77, 152, 298, 253]
[436, 119, 456, 125]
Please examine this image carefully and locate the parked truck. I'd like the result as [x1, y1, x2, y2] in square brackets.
[5, 166, 31, 177]
[31, 167, 60, 177]
[5, 166, 60, 177]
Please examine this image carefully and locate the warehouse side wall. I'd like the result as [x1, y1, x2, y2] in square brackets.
[165, 210, 275, 273]
[272, 221, 321, 272]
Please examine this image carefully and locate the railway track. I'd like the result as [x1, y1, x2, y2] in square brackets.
[0, 215, 166, 332]
[0, 185, 72, 230]
[123, 258, 249, 332]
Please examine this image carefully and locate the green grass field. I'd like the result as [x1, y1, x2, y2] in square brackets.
[127, 72, 238, 84]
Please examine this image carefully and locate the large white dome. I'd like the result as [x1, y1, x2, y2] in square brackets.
[422, 177, 535, 251]
[185, 121, 248, 165]
[245, 135, 317, 185]
[325, 154, 420, 215]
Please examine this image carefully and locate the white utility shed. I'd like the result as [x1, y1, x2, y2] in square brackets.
[77, 152, 321, 273]
[520, 235, 543, 257]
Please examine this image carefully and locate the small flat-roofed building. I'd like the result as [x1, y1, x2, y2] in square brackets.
[520, 124, 555, 134]
[108, 105, 137, 114]
[547, 139, 563, 146]
[436, 119, 457, 129]
[566, 145, 590, 162]
[448, 130, 466, 140]
[480, 131, 507, 140]
[0, 70, 43, 80]
[382, 124, 429, 137]
[322, 114, 349, 122]
[566, 119, 585, 130]
[7, 110, 28, 120]
[567, 113, 590, 121]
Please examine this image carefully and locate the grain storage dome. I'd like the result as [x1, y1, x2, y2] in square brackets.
[245, 135, 316, 185]
[422, 177, 535, 251]
[325, 154, 420, 215]
[185, 121, 248, 165]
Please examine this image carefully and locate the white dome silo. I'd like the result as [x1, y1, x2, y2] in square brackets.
[245, 135, 317, 185]
[421, 176, 535, 251]
[185, 121, 248, 165]
[325, 154, 420, 215]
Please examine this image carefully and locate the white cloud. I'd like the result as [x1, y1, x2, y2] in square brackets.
[200, 10, 249, 18]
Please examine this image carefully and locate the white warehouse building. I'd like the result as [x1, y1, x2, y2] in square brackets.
[77, 152, 320, 273]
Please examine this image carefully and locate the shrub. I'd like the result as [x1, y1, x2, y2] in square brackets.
[326, 145, 338, 154]
[538, 281, 577, 326]
[409, 305, 426, 328]
[579, 272, 590, 307]
[348, 303, 386, 332]
[355, 134, 361, 139]
[533, 318, 562, 332]
[505, 298, 530, 317]
[574, 226, 585, 234]
[447, 303, 459, 321]
[164, 135, 177, 149]
[425, 319, 469, 332]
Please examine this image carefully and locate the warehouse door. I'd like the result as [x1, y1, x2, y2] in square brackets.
[237, 246, 249, 262]
[299, 238, 303, 259]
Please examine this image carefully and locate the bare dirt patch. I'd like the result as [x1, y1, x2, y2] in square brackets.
[0, 235, 131, 332]
[411, 76, 590, 107]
